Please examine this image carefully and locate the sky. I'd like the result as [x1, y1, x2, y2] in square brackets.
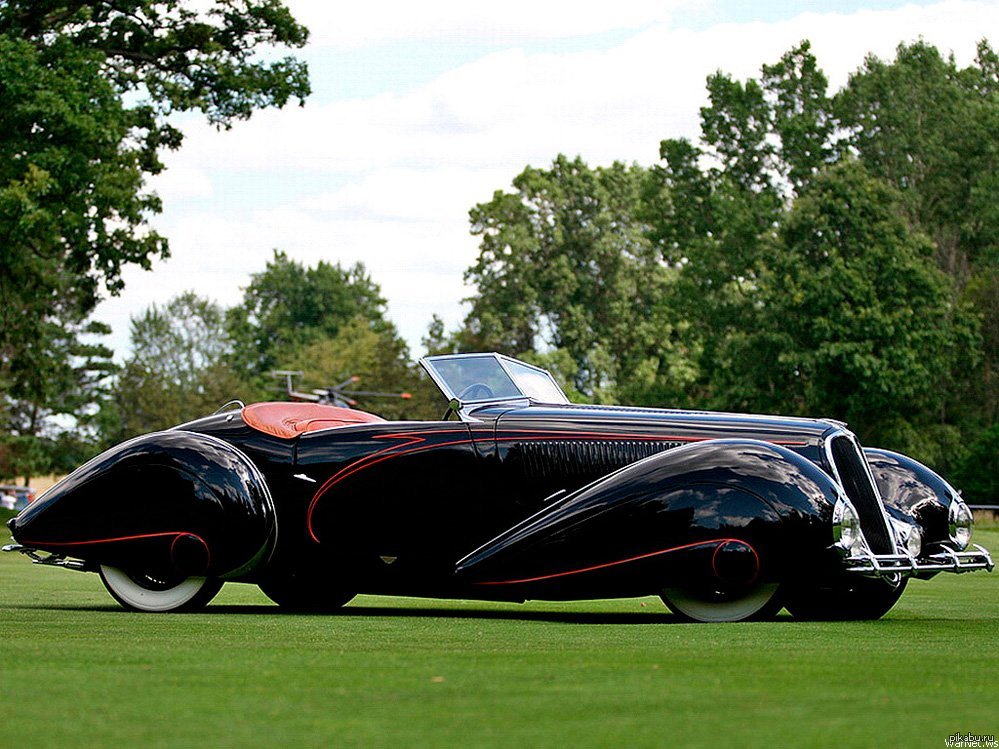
[94, 0, 999, 361]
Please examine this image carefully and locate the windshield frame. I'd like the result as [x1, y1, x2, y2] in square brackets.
[419, 353, 571, 406]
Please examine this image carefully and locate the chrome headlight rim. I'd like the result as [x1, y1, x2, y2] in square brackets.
[889, 516, 923, 558]
[832, 495, 866, 556]
[904, 524, 922, 558]
[948, 498, 974, 551]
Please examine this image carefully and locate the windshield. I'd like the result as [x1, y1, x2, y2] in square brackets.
[421, 353, 570, 405]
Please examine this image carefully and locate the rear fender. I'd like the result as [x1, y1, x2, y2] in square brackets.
[9, 431, 276, 579]
[457, 439, 841, 593]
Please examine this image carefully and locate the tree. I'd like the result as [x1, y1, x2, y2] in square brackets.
[227, 251, 394, 376]
[833, 41, 999, 479]
[0, 0, 310, 461]
[712, 160, 978, 458]
[463, 155, 697, 404]
[760, 41, 836, 191]
[0, 311, 115, 484]
[0, 34, 154, 465]
[834, 40, 999, 278]
[642, 45, 836, 403]
[112, 292, 259, 437]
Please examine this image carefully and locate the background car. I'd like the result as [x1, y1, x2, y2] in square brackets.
[0, 485, 35, 511]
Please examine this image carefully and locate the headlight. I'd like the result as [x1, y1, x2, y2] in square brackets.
[890, 517, 922, 558]
[832, 496, 865, 556]
[948, 498, 974, 551]
[905, 526, 922, 558]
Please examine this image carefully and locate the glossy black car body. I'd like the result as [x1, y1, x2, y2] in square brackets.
[5, 353, 992, 621]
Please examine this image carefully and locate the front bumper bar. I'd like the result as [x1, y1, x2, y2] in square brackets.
[844, 543, 993, 578]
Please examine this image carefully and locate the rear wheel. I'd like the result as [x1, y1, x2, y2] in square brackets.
[99, 565, 223, 613]
[661, 582, 783, 623]
[784, 577, 907, 621]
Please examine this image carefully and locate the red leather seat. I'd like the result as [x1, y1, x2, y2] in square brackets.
[242, 402, 384, 440]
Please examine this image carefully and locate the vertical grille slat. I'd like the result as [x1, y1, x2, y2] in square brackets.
[509, 439, 683, 483]
[830, 436, 894, 555]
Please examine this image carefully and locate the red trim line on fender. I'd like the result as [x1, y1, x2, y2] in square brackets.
[306, 428, 475, 543]
[18, 531, 208, 549]
[169, 532, 213, 570]
[710, 539, 760, 586]
[474, 538, 754, 585]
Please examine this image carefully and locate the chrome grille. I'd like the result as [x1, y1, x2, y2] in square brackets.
[830, 435, 894, 555]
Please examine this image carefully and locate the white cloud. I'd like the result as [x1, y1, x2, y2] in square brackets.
[288, 0, 687, 48]
[97, 0, 999, 361]
[147, 163, 214, 202]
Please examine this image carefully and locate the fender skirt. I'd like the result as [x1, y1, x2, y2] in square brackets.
[456, 439, 841, 596]
[9, 431, 276, 580]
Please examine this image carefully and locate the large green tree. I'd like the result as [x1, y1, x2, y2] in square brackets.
[641, 43, 836, 402]
[462, 155, 697, 404]
[227, 251, 395, 376]
[712, 160, 978, 457]
[834, 41, 999, 431]
[835, 41, 999, 275]
[0, 0, 309, 474]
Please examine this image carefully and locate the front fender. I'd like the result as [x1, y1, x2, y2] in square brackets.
[9, 431, 276, 579]
[864, 448, 960, 546]
[456, 439, 841, 594]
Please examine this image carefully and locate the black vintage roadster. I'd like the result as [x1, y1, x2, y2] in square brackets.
[5, 353, 993, 621]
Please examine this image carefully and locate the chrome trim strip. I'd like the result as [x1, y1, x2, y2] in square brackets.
[823, 428, 898, 554]
[843, 544, 994, 577]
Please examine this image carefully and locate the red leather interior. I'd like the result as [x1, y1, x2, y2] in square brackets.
[242, 402, 384, 440]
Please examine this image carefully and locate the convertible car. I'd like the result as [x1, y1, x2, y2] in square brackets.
[4, 353, 993, 621]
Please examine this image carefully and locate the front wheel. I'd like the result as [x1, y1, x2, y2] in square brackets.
[661, 582, 783, 623]
[784, 577, 907, 621]
[99, 565, 223, 613]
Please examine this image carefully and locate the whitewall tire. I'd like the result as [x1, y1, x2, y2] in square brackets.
[99, 565, 223, 613]
[661, 582, 783, 623]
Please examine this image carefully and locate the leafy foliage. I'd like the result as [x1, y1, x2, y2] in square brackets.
[463, 156, 698, 404]
[712, 160, 978, 453]
[110, 292, 260, 437]
[227, 251, 395, 376]
[0, 0, 310, 478]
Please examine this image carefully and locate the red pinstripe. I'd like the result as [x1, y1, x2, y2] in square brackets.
[474, 538, 754, 585]
[20, 530, 206, 549]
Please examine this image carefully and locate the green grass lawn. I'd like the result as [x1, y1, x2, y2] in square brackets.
[2, 520, 997, 749]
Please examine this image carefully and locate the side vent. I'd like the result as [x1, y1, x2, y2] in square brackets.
[509, 440, 684, 482]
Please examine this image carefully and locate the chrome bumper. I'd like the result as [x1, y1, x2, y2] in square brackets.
[844, 543, 994, 578]
[1, 543, 92, 571]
